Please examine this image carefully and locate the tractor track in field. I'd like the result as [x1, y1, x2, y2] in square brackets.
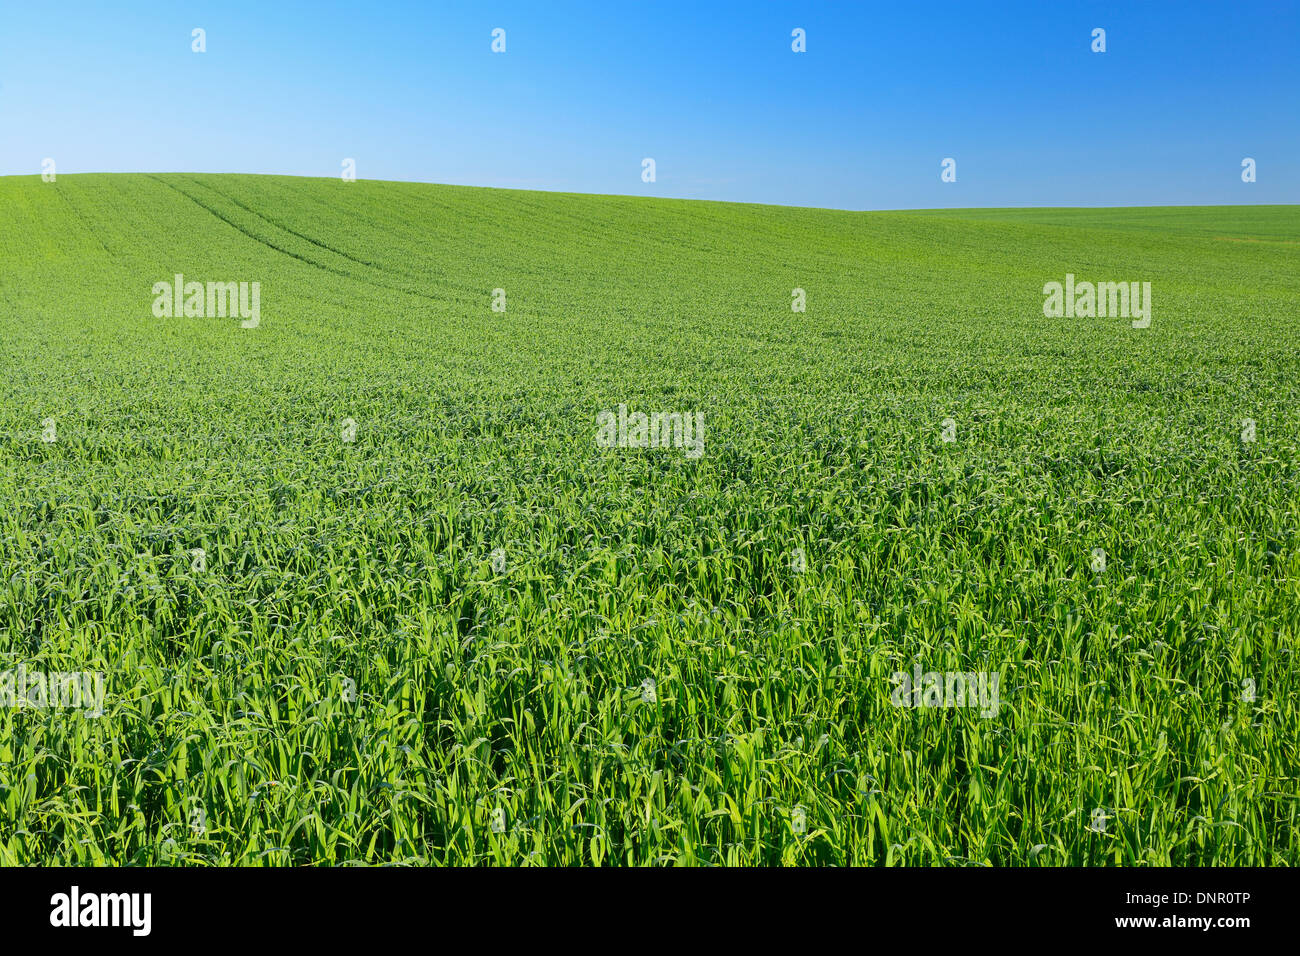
[146, 174, 444, 305]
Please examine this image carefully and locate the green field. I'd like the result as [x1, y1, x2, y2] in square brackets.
[1, 173, 1297, 865]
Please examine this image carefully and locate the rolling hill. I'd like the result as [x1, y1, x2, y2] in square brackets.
[0, 173, 1297, 865]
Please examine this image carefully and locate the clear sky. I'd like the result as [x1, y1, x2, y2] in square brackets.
[1, 1, 1296, 209]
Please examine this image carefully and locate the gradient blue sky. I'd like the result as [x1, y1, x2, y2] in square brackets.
[2, 1, 1296, 209]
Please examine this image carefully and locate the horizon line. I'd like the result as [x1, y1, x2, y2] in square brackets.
[4, 170, 1298, 216]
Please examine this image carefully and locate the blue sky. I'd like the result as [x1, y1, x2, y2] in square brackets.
[1, 1, 1296, 209]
